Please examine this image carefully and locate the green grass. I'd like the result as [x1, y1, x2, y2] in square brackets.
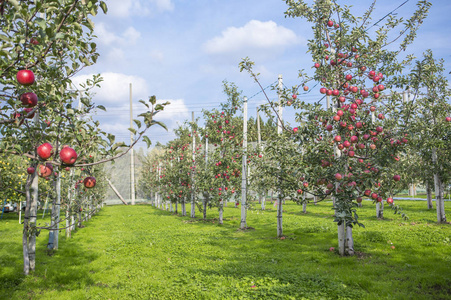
[0, 200, 450, 300]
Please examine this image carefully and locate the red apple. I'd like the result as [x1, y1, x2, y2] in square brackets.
[335, 173, 343, 180]
[387, 197, 394, 204]
[83, 177, 96, 188]
[16, 70, 35, 86]
[393, 175, 401, 181]
[37, 143, 53, 160]
[446, 117, 451, 122]
[38, 163, 53, 178]
[327, 20, 334, 27]
[20, 92, 38, 107]
[23, 108, 35, 119]
[27, 167, 35, 174]
[60, 147, 78, 165]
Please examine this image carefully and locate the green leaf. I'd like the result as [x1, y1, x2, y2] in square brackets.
[0, 34, 10, 42]
[133, 119, 142, 129]
[100, 1, 108, 14]
[151, 120, 167, 131]
[128, 127, 137, 135]
[143, 136, 152, 148]
[97, 105, 106, 111]
[55, 32, 65, 40]
[35, 17, 46, 30]
[139, 100, 149, 108]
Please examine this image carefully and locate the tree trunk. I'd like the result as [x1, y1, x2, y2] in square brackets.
[277, 192, 283, 238]
[376, 201, 384, 219]
[190, 193, 195, 218]
[337, 222, 345, 256]
[78, 211, 82, 227]
[219, 200, 223, 225]
[302, 193, 306, 213]
[426, 182, 433, 210]
[345, 226, 354, 255]
[175, 202, 178, 214]
[28, 167, 39, 272]
[260, 192, 265, 210]
[433, 149, 446, 223]
[48, 170, 61, 250]
[181, 196, 186, 216]
[435, 178, 446, 223]
[202, 192, 208, 220]
[23, 173, 33, 275]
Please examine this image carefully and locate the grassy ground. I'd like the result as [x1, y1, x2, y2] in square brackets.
[0, 200, 450, 300]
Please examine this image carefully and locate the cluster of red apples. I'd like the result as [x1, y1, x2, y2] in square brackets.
[16, 69, 96, 189]
[290, 19, 408, 205]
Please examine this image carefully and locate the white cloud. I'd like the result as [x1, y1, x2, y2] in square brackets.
[105, 0, 173, 18]
[106, 48, 125, 62]
[152, 0, 174, 12]
[203, 20, 302, 55]
[149, 50, 165, 62]
[155, 99, 189, 122]
[72, 72, 149, 105]
[95, 23, 141, 46]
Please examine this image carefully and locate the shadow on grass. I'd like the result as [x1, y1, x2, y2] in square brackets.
[0, 212, 102, 299]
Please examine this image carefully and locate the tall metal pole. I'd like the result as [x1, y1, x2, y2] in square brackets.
[130, 83, 135, 205]
[241, 97, 248, 229]
[257, 107, 262, 151]
[191, 112, 196, 218]
[277, 74, 283, 135]
[276, 75, 283, 237]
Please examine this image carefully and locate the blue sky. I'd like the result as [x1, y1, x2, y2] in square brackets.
[73, 0, 451, 149]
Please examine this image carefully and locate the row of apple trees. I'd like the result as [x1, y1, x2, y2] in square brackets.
[141, 0, 450, 256]
[139, 82, 279, 224]
[0, 0, 167, 275]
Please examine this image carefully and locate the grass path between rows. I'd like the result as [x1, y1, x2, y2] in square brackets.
[0, 200, 450, 299]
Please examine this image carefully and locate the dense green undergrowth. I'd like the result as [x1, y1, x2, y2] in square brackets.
[0, 200, 450, 300]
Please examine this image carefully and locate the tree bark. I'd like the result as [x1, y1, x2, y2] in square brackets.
[302, 193, 307, 213]
[28, 167, 39, 272]
[219, 200, 223, 225]
[426, 182, 433, 209]
[433, 148, 446, 223]
[277, 191, 283, 238]
[190, 192, 195, 218]
[376, 201, 384, 219]
[23, 173, 33, 275]
[337, 222, 345, 256]
[345, 226, 354, 255]
[202, 192, 209, 220]
[181, 196, 186, 216]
